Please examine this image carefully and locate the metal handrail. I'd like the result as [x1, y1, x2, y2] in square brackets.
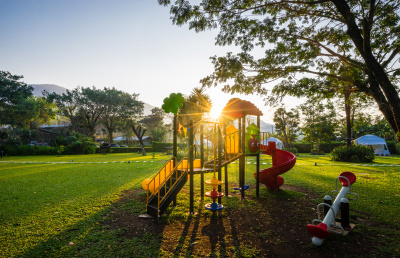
[146, 157, 176, 203]
[203, 128, 243, 167]
[157, 158, 189, 208]
[223, 130, 242, 163]
[146, 158, 189, 216]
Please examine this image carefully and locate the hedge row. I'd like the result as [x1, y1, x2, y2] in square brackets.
[0, 144, 98, 156]
[2, 141, 399, 156]
[152, 142, 187, 152]
[386, 141, 398, 154]
[0, 145, 59, 156]
[94, 147, 154, 154]
[292, 142, 345, 153]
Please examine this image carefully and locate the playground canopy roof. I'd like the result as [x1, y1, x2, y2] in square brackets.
[221, 98, 263, 118]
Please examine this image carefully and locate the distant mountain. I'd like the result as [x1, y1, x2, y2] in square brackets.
[143, 103, 157, 115]
[30, 84, 67, 97]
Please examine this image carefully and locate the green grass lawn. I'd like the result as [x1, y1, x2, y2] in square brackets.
[1, 153, 399, 257]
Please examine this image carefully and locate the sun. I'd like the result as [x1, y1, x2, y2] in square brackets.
[209, 102, 225, 120]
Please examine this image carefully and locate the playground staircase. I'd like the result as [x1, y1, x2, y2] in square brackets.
[146, 159, 188, 218]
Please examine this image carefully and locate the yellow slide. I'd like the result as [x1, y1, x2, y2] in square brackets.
[142, 159, 201, 194]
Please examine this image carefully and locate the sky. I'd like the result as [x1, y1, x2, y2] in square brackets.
[0, 0, 304, 124]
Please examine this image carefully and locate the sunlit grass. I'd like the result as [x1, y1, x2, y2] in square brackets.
[0, 153, 399, 256]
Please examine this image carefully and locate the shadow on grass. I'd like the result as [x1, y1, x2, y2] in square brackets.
[21, 191, 165, 257]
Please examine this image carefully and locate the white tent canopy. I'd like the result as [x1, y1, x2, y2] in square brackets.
[195, 139, 213, 149]
[261, 137, 284, 149]
[113, 136, 127, 141]
[354, 134, 390, 156]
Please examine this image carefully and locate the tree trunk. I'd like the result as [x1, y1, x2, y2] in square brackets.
[332, 0, 400, 142]
[132, 124, 147, 156]
[344, 91, 352, 147]
[108, 129, 113, 144]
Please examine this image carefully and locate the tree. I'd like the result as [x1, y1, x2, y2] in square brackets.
[140, 107, 167, 142]
[45, 87, 104, 138]
[273, 106, 300, 148]
[77, 87, 105, 139]
[100, 87, 144, 143]
[131, 123, 147, 156]
[140, 107, 165, 132]
[0, 71, 33, 106]
[159, 0, 400, 142]
[44, 88, 81, 130]
[3, 97, 56, 129]
[300, 100, 338, 151]
[0, 71, 33, 125]
[351, 114, 395, 140]
[178, 87, 212, 126]
[46, 87, 144, 141]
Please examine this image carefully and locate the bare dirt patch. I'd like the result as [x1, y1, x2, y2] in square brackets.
[102, 185, 387, 257]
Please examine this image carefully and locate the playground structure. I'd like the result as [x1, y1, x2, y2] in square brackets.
[142, 97, 297, 218]
[307, 171, 358, 246]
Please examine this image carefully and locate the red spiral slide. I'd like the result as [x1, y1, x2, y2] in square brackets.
[254, 141, 296, 191]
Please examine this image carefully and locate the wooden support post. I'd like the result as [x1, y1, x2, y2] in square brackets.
[238, 118, 242, 198]
[200, 124, 204, 201]
[256, 115, 260, 197]
[189, 119, 194, 214]
[241, 115, 246, 200]
[224, 125, 228, 197]
[218, 123, 222, 204]
[173, 114, 177, 207]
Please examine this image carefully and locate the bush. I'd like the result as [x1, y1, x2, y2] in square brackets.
[311, 149, 324, 155]
[292, 143, 312, 153]
[152, 142, 186, 152]
[0, 144, 58, 156]
[330, 145, 375, 163]
[282, 147, 298, 155]
[152, 142, 173, 152]
[396, 143, 400, 155]
[63, 142, 95, 155]
[386, 141, 397, 154]
[52, 132, 95, 155]
[292, 142, 345, 153]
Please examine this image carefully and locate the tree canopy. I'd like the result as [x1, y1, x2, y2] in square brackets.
[159, 0, 400, 141]
[3, 97, 56, 129]
[0, 71, 33, 107]
[45, 86, 144, 140]
[273, 106, 300, 148]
